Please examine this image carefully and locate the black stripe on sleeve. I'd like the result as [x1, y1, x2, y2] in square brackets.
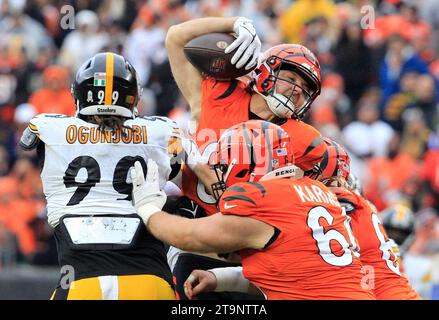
[222, 195, 256, 206]
[245, 182, 266, 197]
[214, 80, 239, 100]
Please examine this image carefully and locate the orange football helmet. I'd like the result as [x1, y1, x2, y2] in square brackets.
[252, 44, 321, 119]
[318, 137, 351, 186]
[211, 120, 297, 201]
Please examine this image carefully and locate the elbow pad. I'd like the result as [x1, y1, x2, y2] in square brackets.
[19, 127, 40, 150]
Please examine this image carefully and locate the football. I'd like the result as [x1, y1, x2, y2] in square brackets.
[183, 32, 256, 80]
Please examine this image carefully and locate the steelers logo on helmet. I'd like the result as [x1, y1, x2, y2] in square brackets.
[72, 52, 140, 119]
[252, 44, 321, 119]
[381, 204, 415, 246]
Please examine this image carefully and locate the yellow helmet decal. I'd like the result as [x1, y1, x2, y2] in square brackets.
[105, 52, 114, 106]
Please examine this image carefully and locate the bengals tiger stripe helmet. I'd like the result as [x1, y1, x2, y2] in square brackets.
[253, 44, 321, 119]
[211, 120, 298, 201]
[280, 120, 327, 175]
[318, 138, 351, 186]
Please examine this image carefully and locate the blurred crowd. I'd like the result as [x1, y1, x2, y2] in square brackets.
[0, 0, 438, 298]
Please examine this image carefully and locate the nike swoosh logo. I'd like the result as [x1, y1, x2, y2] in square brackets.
[224, 203, 237, 210]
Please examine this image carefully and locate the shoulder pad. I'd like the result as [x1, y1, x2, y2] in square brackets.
[220, 182, 261, 214]
[138, 116, 178, 127]
[29, 113, 72, 131]
[37, 113, 71, 119]
[28, 114, 79, 145]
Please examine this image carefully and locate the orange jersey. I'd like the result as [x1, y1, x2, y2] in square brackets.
[29, 88, 75, 116]
[182, 78, 325, 215]
[219, 178, 375, 300]
[331, 187, 420, 300]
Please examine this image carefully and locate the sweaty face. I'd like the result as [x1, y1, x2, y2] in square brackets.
[275, 70, 311, 112]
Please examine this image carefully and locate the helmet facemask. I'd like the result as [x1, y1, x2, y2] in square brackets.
[211, 136, 261, 202]
[304, 162, 323, 180]
[318, 159, 349, 188]
[254, 56, 320, 119]
[211, 158, 237, 203]
[317, 138, 351, 187]
[346, 173, 363, 195]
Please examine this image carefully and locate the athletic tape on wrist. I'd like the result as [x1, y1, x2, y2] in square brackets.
[137, 205, 162, 226]
[209, 266, 250, 293]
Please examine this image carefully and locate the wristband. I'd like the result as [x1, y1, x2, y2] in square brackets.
[137, 204, 162, 226]
[208, 266, 250, 293]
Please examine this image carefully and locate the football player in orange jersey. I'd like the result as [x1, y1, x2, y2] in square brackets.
[130, 121, 375, 300]
[317, 138, 420, 300]
[166, 17, 326, 298]
[167, 17, 324, 215]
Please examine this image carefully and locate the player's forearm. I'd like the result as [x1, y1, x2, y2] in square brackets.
[146, 211, 212, 253]
[146, 211, 243, 254]
[191, 163, 218, 196]
[166, 17, 238, 48]
[146, 212, 188, 249]
[208, 266, 264, 296]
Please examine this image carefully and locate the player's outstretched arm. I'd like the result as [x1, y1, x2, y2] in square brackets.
[131, 160, 274, 253]
[166, 17, 237, 120]
[184, 267, 264, 300]
[166, 17, 261, 123]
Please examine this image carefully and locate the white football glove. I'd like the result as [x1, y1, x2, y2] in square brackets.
[225, 17, 262, 70]
[181, 137, 207, 170]
[131, 159, 167, 226]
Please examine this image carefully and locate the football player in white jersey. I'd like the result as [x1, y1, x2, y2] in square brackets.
[19, 52, 210, 300]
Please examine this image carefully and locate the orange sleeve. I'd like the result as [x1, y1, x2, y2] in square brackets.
[219, 182, 261, 217]
[219, 182, 284, 232]
[201, 78, 245, 106]
[330, 187, 358, 214]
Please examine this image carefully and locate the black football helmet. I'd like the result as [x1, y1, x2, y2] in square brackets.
[381, 204, 415, 246]
[72, 52, 140, 118]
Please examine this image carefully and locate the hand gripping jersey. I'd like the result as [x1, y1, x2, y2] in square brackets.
[182, 78, 325, 215]
[219, 178, 375, 300]
[21, 114, 181, 227]
[331, 187, 420, 300]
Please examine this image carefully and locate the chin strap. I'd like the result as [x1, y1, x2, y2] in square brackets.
[259, 164, 303, 182]
[253, 89, 295, 119]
